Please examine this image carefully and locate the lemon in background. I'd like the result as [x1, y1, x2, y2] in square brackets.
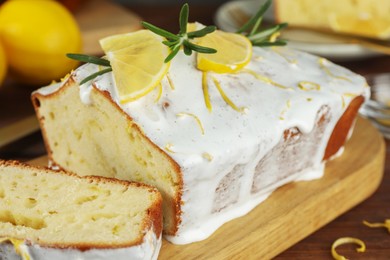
[0, 42, 7, 87]
[0, 0, 82, 86]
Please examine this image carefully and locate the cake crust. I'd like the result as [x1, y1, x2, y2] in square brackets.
[323, 96, 364, 160]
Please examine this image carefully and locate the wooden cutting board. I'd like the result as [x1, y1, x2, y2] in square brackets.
[29, 117, 385, 259]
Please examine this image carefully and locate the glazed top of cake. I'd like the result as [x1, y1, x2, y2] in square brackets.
[40, 46, 369, 174]
[66, 47, 369, 172]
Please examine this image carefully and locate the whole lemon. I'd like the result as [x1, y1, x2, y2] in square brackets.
[0, 0, 82, 85]
[0, 43, 7, 87]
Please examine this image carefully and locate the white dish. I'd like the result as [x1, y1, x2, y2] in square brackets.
[214, 0, 380, 61]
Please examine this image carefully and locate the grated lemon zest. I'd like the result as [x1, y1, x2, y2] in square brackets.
[154, 83, 163, 103]
[164, 143, 175, 153]
[253, 55, 263, 61]
[60, 71, 73, 82]
[270, 31, 281, 42]
[202, 72, 212, 112]
[241, 69, 292, 90]
[331, 237, 366, 260]
[177, 112, 205, 135]
[166, 72, 175, 90]
[318, 58, 352, 82]
[279, 99, 291, 120]
[0, 237, 31, 260]
[298, 81, 321, 91]
[202, 152, 214, 161]
[363, 219, 390, 233]
[211, 76, 246, 113]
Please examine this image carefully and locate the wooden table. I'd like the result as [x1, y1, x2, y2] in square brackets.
[1, 2, 390, 259]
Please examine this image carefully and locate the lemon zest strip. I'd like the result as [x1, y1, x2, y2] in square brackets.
[177, 112, 205, 135]
[343, 92, 358, 98]
[331, 237, 366, 260]
[0, 237, 31, 260]
[166, 72, 175, 90]
[49, 80, 58, 85]
[202, 72, 212, 112]
[341, 95, 346, 109]
[363, 219, 390, 233]
[154, 83, 163, 103]
[318, 58, 352, 82]
[279, 99, 291, 120]
[241, 69, 292, 90]
[211, 76, 246, 113]
[298, 81, 321, 91]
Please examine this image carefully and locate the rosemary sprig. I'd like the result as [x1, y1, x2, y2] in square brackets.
[237, 0, 288, 47]
[66, 53, 112, 85]
[142, 3, 217, 63]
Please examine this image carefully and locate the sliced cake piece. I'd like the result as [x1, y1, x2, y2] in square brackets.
[0, 160, 162, 260]
[274, 0, 390, 39]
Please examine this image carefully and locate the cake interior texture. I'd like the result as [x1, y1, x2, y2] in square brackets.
[0, 160, 162, 249]
[33, 80, 181, 236]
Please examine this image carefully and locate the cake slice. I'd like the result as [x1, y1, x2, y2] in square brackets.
[274, 0, 390, 39]
[0, 160, 162, 260]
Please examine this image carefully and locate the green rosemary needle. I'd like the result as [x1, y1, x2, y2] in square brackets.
[142, 3, 217, 63]
[66, 53, 112, 85]
[237, 0, 288, 47]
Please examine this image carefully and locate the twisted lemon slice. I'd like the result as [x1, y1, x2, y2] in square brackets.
[196, 30, 252, 73]
[100, 30, 170, 103]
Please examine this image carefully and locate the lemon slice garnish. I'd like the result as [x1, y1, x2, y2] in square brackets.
[100, 30, 170, 103]
[329, 14, 390, 39]
[196, 30, 252, 73]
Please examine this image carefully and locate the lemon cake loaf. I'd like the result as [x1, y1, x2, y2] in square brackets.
[32, 31, 369, 244]
[274, 0, 390, 39]
[0, 160, 162, 260]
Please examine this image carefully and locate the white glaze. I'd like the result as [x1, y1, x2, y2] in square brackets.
[36, 45, 369, 245]
[0, 227, 161, 260]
